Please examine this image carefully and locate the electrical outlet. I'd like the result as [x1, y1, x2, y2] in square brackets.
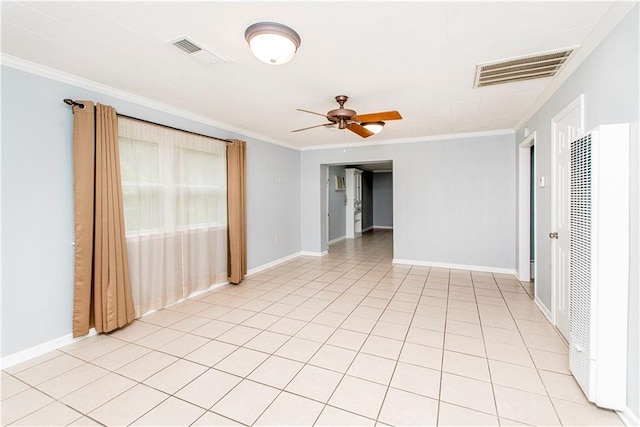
[274, 235, 280, 244]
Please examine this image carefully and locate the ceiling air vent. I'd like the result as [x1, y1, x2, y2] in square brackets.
[474, 48, 575, 87]
[170, 36, 233, 65]
[173, 38, 202, 54]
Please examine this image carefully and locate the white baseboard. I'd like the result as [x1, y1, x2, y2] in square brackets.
[1, 279, 231, 369]
[247, 252, 303, 276]
[535, 296, 554, 323]
[515, 261, 533, 282]
[618, 406, 640, 427]
[329, 236, 346, 245]
[392, 259, 516, 275]
[300, 250, 328, 257]
[164, 281, 229, 309]
[300, 251, 329, 256]
[362, 227, 374, 233]
[1, 328, 97, 369]
[374, 226, 393, 230]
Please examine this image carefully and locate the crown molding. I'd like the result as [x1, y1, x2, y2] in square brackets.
[2, 2, 634, 152]
[299, 128, 515, 151]
[0, 53, 516, 152]
[0, 53, 300, 151]
[514, 1, 638, 131]
[7, 0, 631, 158]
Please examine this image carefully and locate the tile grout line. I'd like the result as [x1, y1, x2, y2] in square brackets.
[372, 265, 429, 424]
[476, 272, 503, 426]
[434, 267, 452, 426]
[309, 258, 406, 424]
[240, 248, 392, 425]
[96, 246, 384, 422]
[124, 254, 363, 426]
[3, 231, 618, 426]
[6, 255, 357, 425]
[492, 273, 565, 426]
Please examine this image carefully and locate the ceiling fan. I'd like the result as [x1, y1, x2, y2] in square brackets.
[292, 95, 402, 138]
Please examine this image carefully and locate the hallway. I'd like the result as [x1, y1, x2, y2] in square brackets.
[1, 230, 623, 425]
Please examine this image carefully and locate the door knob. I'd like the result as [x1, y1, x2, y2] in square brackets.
[549, 232, 558, 239]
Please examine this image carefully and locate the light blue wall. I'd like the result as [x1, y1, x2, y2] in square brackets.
[517, 5, 639, 416]
[373, 172, 393, 227]
[2, 67, 75, 358]
[246, 139, 301, 269]
[328, 166, 346, 241]
[1, 65, 301, 357]
[302, 133, 516, 268]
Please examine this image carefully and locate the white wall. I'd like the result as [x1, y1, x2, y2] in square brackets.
[301, 133, 516, 269]
[0, 65, 301, 357]
[517, 5, 639, 418]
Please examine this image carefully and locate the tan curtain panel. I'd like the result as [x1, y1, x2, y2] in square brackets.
[227, 139, 247, 284]
[72, 102, 135, 337]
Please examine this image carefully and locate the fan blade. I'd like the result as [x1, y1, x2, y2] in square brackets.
[347, 123, 374, 138]
[296, 109, 328, 118]
[291, 123, 334, 133]
[354, 111, 403, 122]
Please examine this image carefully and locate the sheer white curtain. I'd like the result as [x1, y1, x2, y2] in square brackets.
[118, 118, 227, 316]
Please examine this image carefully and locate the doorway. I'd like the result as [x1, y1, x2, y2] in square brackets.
[325, 161, 393, 252]
[530, 145, 536, 281]
[327, 165, 348, 245]
[517, 132, 536, 287]
[551, 95, 584, 340]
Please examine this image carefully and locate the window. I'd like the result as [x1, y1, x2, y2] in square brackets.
[118, 118, 227, 316]
[120, 138, 162, 233]
[119, 119, 226, 235]
[175, 148, 224, 227]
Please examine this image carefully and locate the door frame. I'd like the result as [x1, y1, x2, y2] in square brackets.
[550, 94, 584, 327]
[517, 132, 536, 283]
[324, 166, 330, 252]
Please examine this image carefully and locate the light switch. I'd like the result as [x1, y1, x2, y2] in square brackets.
[538, 176, 545, 187]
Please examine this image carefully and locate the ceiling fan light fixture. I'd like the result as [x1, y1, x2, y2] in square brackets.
[361, 121, 385, 134]
[245, 22, 301, 65]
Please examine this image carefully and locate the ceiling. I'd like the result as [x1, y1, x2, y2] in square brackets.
[0, 2, 624, 149]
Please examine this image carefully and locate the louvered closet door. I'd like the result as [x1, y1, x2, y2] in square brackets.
[569, 133, 593, 396]
[568, 124, 629, 410]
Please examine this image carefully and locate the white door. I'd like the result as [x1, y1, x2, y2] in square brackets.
[551, 95, 583, 340]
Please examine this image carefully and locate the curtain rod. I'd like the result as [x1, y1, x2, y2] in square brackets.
[63, 99, 235, 145]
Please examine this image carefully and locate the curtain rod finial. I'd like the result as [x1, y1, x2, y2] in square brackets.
[64, 99, 86, 109]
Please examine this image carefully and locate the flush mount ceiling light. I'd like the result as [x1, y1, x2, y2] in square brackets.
[361, 121, 385, 134]
[244, 22, 301, 65]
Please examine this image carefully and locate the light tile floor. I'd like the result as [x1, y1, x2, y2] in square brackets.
[1, 230, 624, 426]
